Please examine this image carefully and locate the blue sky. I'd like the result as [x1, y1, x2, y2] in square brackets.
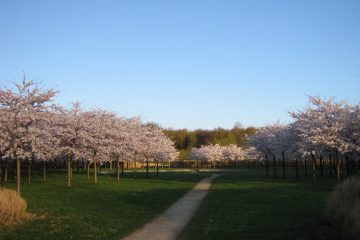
[1, 0, 359, 129]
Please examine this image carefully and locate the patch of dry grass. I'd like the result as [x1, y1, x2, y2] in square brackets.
[0, 188, 34, 227]
[326, 176, 360, 239]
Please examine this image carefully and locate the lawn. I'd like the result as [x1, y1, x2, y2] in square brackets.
[0, 170, 209, 240]
[179, 169, 342, 240]
[0, 168, 347, 240]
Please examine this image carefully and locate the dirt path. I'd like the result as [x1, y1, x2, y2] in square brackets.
[122, 174, 220, 240]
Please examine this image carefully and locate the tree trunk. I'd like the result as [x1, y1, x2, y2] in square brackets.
[320, 155, 323, 177]
[351, 156, 357, 175]
[76, 159, 80, 173]
[70, 157, 73, 180]
[16, 159, 21, 194]
[336, 152, 340, 183]
[4, 159, 7, 182]
[156, 162, 159, 177]
[281, 152, 286, 179]
[345, 155, 350, 177]
[94, 159, 97, 183]
[43, 161, 47, 182]
[304, 158, 308, 176]
[265, 156, 269, 177]
[28, 159, 31, 185]
[81, 158, 85, 173]
[273, 155, 277, 177]
[146, 159, 149, 178]
[67, 155, 72, 188]
[117, 158, 120, 181]
[133, 161, 137, 179]
[311, 154, 316, 185]
[329, 155, 333, 176]
[86, 160, 89, 179]
[296, 158, 299, 181]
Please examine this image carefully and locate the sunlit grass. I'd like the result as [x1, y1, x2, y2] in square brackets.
[0, 170, 208, 240]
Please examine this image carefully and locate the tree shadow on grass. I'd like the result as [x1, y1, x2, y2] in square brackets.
[180, 176, 341, 240]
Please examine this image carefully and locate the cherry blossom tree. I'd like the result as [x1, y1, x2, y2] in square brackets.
[221, 144, 245, 167]
[154, 137, 179, 176]
[56, 102, 92, 187]
[291, 96, 351, 183]
[249, 125, 278, 177]
[0, 78, 57, 193]
[107, 116, 138, 181]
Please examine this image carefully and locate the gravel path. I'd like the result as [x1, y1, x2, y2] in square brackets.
[122, 174, 220, 240]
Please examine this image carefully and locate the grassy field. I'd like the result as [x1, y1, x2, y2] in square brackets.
[0, 168, 347, 240]
[0, 170, 209, 240]
[180, 169, 343, 240]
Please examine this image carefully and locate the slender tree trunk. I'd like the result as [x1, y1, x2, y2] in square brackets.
[67, 155, 72, 188]
[76, 159, 80, 173]
[43, 161, 47, 182]
[156, 162, 159, 177]
[350, 156, 355, 175]
[117, 158, 120, 181]
[273, 155, 277, 177]
[70, 157, 73, 180]
[133, 161, 137, 179]
[304, 158, 308, 176]
[81, 158, 85, 173]
[320, 155, 324, 177]
[94, 159, 97, 183]
[345, 155, 350, 177]
[265, 156, 269, 177]
[28, 159, 31, 185]
[16, 158, 21, 194]
[282, 152, 286, 179]
[4, 159, 7, 182]
[296, 158, 299, 181]
[311, 154, 316, 185]
[336, 152, 340, 183]
[86, 160, 90, 180]
[146, 159, 149, 178]
[329, 155, 333, 176]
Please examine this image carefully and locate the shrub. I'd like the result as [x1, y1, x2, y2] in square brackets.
[0, 188, 34, 227]
[325, 176, 360, 239]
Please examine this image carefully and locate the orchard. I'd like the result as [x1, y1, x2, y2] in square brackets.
[0, 79, 359, 240]
[0, 79, 179, 194]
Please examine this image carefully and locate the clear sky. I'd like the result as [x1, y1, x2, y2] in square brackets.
[1, 0, 359, 130]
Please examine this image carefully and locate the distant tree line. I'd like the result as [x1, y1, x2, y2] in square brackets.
[165, 125, 257, 159]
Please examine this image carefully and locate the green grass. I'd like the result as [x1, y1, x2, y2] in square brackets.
[1, 168, 349, 240]
[180, 169, 342, 240]
[0, 170, 209, 240]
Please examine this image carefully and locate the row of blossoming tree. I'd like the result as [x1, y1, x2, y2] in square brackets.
[0, 79, 179, 194]
[189, 144, 258, 168]
[188, 96, 359, 183]
[250, 96, 359, 183]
